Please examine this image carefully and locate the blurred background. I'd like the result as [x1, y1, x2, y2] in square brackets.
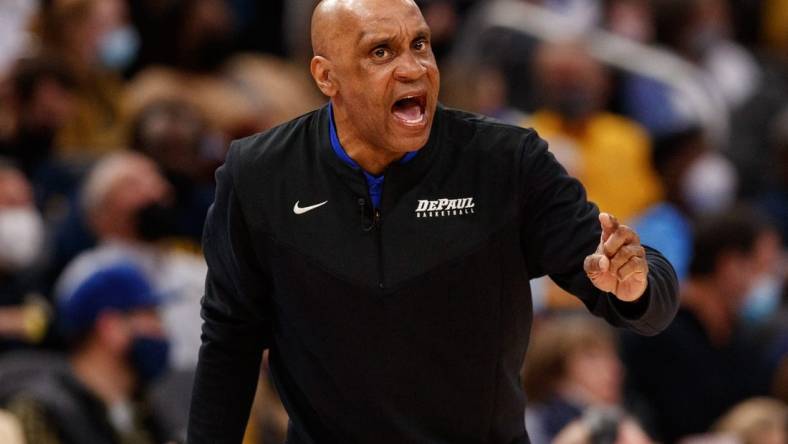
[0, 0, 786, 443]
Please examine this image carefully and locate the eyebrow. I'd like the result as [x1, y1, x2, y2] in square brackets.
[357, 27, 431, 48]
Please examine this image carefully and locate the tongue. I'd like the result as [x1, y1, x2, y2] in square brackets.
[393, 100, 422, 122]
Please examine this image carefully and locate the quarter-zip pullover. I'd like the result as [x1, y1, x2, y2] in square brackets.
[188, 103, 679, 444]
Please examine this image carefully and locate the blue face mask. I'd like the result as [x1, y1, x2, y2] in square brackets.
[741, 275, 782, 326]
[129, 336, 170, 386]
[99, 25, 140, 70]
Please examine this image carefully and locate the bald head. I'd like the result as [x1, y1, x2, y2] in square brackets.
[311, 0, 421, 58]
[308, 0, 439, 164]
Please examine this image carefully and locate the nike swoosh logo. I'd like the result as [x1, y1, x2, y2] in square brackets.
[293, 200, 328, 215]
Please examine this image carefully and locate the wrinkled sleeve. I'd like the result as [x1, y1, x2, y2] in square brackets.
[188, 143, 273, 443]
[519, 131, 679, 336]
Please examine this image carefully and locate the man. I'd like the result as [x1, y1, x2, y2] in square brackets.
[187, 1, 679, 443]
[56, 151, 206, 371]
[5, 263, 170, 444]
[0, 160, 47, 351]
[524, 42, 662, 222]
[0, 57, 76, 179]
[622, 209, 778, 442]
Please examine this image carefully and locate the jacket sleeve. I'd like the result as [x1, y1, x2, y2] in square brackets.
[188, 143, 273, 443]
[519, 131, 679, 336]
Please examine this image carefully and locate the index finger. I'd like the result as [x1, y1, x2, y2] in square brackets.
[599, 212, 619, 242]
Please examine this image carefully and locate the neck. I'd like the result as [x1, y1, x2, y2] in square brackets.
[71, 346, 134, 406]
[683, 278, 736, 346]
[332, 103, 404, 175]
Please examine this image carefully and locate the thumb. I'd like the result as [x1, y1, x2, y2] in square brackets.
[584, 253, 610, 275]
[599, 212, 619, 242]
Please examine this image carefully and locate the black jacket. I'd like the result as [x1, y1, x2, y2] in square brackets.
[187, 104, 679, 444]
[0, 351, 165, 444]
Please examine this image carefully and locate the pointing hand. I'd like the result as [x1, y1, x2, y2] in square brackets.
[583, 213, 648, 302]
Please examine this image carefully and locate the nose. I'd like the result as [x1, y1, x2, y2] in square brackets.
[394, 50, 427, 82]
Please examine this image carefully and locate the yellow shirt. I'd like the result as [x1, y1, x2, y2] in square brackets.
[523, 110, 662, 222]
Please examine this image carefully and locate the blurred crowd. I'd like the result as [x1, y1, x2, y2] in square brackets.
[0, 0, 785, 443]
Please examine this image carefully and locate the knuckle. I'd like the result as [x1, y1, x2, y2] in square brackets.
[584, 255, 596, 270]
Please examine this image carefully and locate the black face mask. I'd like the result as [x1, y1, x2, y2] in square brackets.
[136, 202, 180, 242]
[550, 88, 596, 122]
[12, 126, 57, 175]
[186, 34, 236, 72]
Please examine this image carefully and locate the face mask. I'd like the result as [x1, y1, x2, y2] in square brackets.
[129, 335, 169, 386]
[553, 88, 595, 122]
[135, 202, 179, 242]
[99, 25, 140, 70]
[680, 152, 737, 215]
[17, 126, 56, 161]
[0, 207, 44, 271]
[189, 34, 235, 72]
[741, 275, 782, 325]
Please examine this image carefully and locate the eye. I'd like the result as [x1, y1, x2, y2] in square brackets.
[372, 47, 390, 59]
[413, 39, 428, 51]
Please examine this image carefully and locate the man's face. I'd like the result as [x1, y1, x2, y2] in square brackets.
[328, 0, 440, 154]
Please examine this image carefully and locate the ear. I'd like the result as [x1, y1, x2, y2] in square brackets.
[310, 56, 338, 97]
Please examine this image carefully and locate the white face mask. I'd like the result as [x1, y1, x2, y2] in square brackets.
[681, 151, 738, 215]
[0, 207, 44, 271]
[98, 25, 140, 70]
[741, 274, 783, 325]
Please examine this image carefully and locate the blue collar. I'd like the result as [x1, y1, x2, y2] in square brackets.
[327, 102, 417, 208]
[327, 102, 418, 172]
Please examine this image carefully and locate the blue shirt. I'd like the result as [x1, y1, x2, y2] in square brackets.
[328, 102, 417, 208]
[632, 202, 692, 280]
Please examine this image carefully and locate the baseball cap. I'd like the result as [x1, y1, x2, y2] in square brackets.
[58, 262, 161, 341]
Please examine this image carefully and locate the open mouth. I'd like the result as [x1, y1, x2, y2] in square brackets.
[391, 94, 427, 126]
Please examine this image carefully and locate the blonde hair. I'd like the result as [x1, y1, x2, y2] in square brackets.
[714, 397, 788, 444]
[80, 151, 154, 216]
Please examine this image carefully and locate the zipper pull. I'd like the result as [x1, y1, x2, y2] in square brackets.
[359, 198, 375, 232]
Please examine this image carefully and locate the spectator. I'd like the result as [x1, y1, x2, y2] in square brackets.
[713, 398, 788, 444]
[130, 99, 221, 244]
[632, 126, 739, 280]
[523, 41, 662, 222]
[552, 408, 653, 444]
[34, 0, 133, 155]
[0, 161, 49, 351]
[0, 57, 77, 180]
[5, 263, 169, 444]
[651, 0, 761, 110]
[523, 315, 629, 443]
[740, 224, 783, 329]
[124, 0, 322, 140]
[622, 208, 776, 442]
[55, 151, 205, 372]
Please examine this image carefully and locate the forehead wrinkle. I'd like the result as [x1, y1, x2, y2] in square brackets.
[357, 17, 429, 47]
[312, 0, 425, 56]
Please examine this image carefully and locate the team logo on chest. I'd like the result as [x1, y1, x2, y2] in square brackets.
[415, 197, 476, 218]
